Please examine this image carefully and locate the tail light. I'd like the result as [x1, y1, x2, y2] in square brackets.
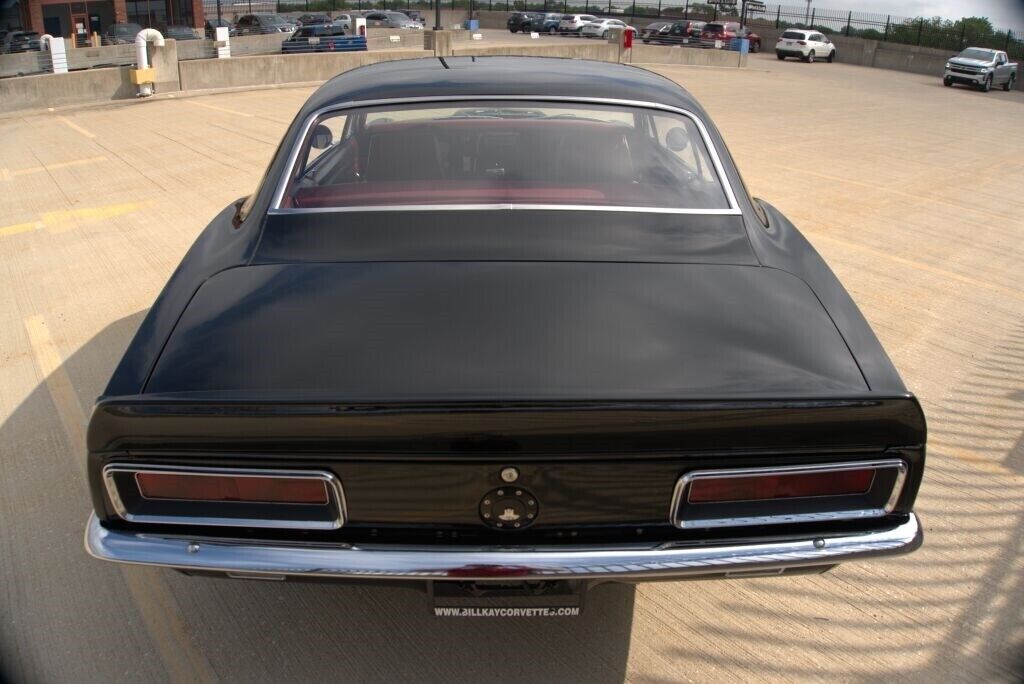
[797, 40, 807, 45]
[103, 464, 346, 529]
[671, 460, 907, 529]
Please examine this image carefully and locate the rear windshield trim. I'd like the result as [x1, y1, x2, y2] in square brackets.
[269, 95, 742, 215]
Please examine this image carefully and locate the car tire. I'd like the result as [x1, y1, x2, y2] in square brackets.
[943, 77, 953, 87]
[750, 41, 759, 53]
[777, 52, 785, 60]
[805, 50, 815, 63]
[981, 75, 992, 92]
[1003, 75, 1015, 92]
[827, 49, 835, 63]
[549, 26, 557, 35]
[509, 28, 516, 33]
[601, 30, 608, 39]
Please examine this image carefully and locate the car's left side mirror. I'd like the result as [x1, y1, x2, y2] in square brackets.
[311, 124, 333, 149]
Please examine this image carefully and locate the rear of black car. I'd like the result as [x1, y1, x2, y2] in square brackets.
[84, 73, 924, 594]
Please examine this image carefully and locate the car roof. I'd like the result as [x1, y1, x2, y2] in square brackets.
[304, 57, 703, 114]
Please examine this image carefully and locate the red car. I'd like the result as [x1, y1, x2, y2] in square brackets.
[700, 21, 761, 52]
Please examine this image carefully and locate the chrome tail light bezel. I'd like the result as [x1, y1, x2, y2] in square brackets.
[102, 464, 347, 530]
[670, 459, 908, 529]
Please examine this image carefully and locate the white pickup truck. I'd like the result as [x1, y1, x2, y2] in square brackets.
[943, 47, 1017, 92]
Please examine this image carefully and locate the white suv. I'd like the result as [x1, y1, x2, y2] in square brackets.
[558, 14, 597, 35]
[775, 29, 836, 63]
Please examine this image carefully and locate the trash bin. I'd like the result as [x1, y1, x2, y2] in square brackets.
[464, 19, 479, 31]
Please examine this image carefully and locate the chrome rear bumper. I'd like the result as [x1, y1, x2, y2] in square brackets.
[85, 513, 921, 582]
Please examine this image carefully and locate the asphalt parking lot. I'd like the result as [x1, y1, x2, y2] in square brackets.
[1, 52, 1022, 682]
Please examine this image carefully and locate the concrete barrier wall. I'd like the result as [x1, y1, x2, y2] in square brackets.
[0, 67, 135, 113]
[629, 44, 747, 67]
[0, 39, 179, 113]
[452, 42, 619, 61]
[177, 48, 431, 91]
[0, 51, 48, 78]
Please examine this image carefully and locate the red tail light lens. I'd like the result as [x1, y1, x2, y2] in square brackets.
[135, 472, 329, 505]
[797, 40, 807, 45]
[688, 468, 875, 503]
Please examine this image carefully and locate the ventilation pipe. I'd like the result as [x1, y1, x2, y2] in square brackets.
[132, 29, 164, 97]
[40, 34, 70, 73]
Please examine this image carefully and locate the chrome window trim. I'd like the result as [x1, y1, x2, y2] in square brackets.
[268, 95, 743, 215]
[669, 459, 908, 530]
[102, 464, 347, 530]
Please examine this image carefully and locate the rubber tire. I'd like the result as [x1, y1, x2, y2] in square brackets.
[981, 75, 992, 92]
[827, 49, 835, 63]
[549, 26, 556, 35]
[777, 52, 785, 60]
[601, 30, 608, 39]
[509, 27, 516, 33]
[1003, 75, 1015, 92]
[943, 77, 953, 87]
[805, 50, 815, 63]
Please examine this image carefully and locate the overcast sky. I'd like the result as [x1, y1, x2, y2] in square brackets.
[802, 0, 1024, 29]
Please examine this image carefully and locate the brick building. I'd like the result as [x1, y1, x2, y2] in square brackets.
[10, 0, 204, 40]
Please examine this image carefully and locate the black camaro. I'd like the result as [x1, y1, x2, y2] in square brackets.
[85, 57, 924, 603]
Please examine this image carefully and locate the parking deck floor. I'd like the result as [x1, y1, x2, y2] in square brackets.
[1, 53, 1022, 682]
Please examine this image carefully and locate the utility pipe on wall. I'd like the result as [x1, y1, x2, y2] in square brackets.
[133, 29, 165, 97]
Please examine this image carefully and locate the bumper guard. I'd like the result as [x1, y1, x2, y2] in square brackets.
[85, 513, 921, 581]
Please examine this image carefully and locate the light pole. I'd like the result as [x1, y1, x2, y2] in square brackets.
[804, 0, 811, 26]
[434, 0, 442, 30]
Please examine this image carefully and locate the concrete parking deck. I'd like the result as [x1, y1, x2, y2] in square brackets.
[1, 54, 1022, 682]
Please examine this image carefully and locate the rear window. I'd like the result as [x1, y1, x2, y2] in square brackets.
[781, 31, 806, 39]
[704, 24, 723, 32]
[279, 101, 732, 212]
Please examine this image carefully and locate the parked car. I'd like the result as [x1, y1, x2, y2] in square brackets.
[363, 11, 422, 30]
[158, 24, 198, 40]
[649, 19, 704, 44]
[282, 24, 352, 53]
[558, 14, 597, 35]
[204, 18, 236, 39]
[944, 47, 1017, 91]
[506, 12, 541, 33]
[406, 10, 427, 25]
[1, 30, 41, 53]
[523, 12, 563, 35]
[700, 21, 760, 52]
[330, 13, 358, 31]
[581, 18, 635, 39]
[640, 21, 671, 43]
[775, 29, 835, 62]
[103, 23, 142, 45]
[234, 14, 297, 35]
[296, 13, 331, 26]
[84, 57, 925, 607]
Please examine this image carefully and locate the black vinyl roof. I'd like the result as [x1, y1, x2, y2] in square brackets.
[301, 56, 705, 113]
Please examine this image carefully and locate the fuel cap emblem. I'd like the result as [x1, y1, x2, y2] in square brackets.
[480, 487, 538, 529]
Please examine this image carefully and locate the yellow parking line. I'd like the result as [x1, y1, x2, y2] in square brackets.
[56, 115, 97, 139]
[23, 315, 88, 462]
[2, 156, 108, 179]
[0, 220, 44, 237]
[185, 99, 255, 117]
[23, 314, 217, 684]
[0, 201, 147, 239]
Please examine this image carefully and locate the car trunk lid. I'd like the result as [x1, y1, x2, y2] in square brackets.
[144, 261, 867, 400]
